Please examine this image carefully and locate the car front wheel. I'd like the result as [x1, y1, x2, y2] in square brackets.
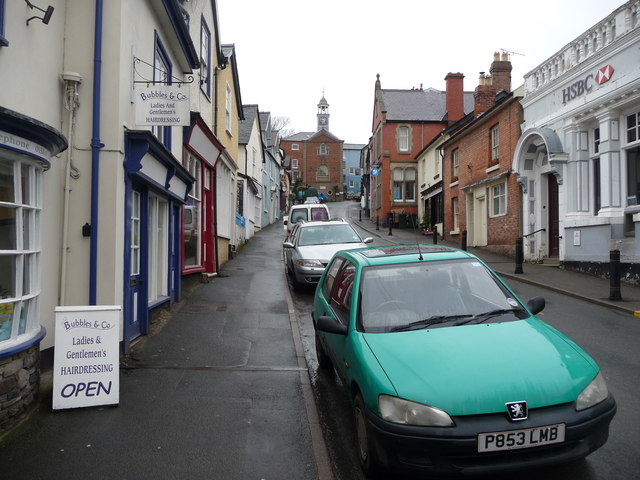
[354, 393, 384, 478]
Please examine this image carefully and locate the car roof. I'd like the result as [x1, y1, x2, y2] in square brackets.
[297, 219, 349, 227]
[339, 244, 476, 266]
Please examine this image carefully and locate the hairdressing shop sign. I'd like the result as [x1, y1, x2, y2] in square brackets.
[53, 306, 121, 410]
[134, 84, 191, 126]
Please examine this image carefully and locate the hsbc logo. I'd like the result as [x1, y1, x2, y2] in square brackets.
[595, 65, 614, 85]
[561, 64, 615, 105]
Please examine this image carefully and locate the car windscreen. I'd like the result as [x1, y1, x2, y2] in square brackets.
[298, 224, 362, 246]
[359, 259, 527, 333]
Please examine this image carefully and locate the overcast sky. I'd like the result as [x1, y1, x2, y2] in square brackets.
[217, 0, 624, 145]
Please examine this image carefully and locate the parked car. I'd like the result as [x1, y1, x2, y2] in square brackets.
[304, 196, 320, 204]
[313, 244, 616, 478]
[283, 203, 331, 236]
[283, 219, 372, 289]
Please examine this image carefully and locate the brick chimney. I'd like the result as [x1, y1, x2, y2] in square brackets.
[490, 51, 512, 93]
[474, 73, 497, 116]
[445, 72, 465, 126]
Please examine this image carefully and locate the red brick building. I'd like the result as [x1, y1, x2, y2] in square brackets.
[441, 53, 523, 255]
[369, 74, 474, 225]
[281, 95, 344, 200]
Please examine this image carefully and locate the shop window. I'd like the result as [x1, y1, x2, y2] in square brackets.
[627, 147, 640, 206]
[627, 112, 639, 144]
[184, 153, 201, 267]
[452, 197, 459, 232]
[0, 159, 41, 343]
[392, 167, 416, 202]
[148, 195, 169, 305]
[490, 182, 506, 216]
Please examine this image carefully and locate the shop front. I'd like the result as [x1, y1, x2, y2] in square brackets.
[123, 131, 194, 348]
[0, 106, 67, 429]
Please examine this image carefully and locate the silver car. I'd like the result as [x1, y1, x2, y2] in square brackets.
[283, 220, 373, 289]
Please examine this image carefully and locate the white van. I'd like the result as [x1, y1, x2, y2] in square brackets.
[283, 203, 331, 235]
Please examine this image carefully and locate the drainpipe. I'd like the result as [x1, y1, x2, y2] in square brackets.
[89, 0, 104, 305]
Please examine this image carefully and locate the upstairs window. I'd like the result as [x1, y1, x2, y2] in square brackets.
[153, 35, 172, 148]
[291, 144, 299, 151]
[200, 19, 211, 97]
[452, 149, 459, 178]
[292, 158, 299, 169]
[398, 126, 410, 152]
[317, 143, 328, 155]
[225, 83, 232, 132]
[491, 125, 499, 163]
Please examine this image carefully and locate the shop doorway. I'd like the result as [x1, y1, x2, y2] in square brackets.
[547, 174, 560, 258]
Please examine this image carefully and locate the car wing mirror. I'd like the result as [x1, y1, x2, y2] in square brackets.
[283, 242, 294, 249]
[363, 237, 373, 244]
[526, 296, 545, 315]
[317, 315, 348, 335]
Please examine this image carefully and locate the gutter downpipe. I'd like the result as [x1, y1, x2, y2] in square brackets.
[89, 0, 104, 305]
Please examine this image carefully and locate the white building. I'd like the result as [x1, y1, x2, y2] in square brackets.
[0, 0, 228, 430]
[513, 0, 640, 281]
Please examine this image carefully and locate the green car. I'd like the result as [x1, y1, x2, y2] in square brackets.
[312, 245, 616, 477]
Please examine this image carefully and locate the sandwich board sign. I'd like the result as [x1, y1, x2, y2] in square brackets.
[53, 306, 121, 410]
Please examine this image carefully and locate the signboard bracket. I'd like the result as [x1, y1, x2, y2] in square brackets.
[133, 56, 195, 86]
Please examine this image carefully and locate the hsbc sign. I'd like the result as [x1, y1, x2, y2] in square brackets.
[561, 64, 614, 105]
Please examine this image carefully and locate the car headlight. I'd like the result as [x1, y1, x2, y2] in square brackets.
[295, 259, 324, 268]
[379, 395, 454, 427]
[576, 372, 609, 411]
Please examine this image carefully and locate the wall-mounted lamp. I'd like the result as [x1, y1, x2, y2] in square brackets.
[25, 0, 54, 26]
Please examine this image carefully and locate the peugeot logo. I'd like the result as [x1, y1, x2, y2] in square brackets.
[506, 401, 528, 421]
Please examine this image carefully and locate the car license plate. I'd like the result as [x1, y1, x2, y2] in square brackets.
[478, 423, 565, 452]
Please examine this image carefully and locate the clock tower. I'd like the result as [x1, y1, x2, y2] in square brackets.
[317, 93, 329, 131]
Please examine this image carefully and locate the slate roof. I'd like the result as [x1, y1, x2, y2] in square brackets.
[381, 88, 475, 122]
[239, 105, 259, 145]
[284, 130, 343, 142]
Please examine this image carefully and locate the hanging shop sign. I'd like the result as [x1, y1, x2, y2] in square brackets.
[53, 305, 121, 410]
[134, 84, 191, 126]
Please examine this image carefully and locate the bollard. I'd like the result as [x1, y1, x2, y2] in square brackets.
[460, 230, 467, 251]
[359, 209, 362, 222]
[388, 213, 393, 236]
[515, 237, 524, 274]
[433, 225, 438, 245]
[609, 249, 622, 300]
[376, 216, 379, 231]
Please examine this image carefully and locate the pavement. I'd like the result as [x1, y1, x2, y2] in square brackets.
[0, 222, 332, 480]
[1, 216, 638, 480]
